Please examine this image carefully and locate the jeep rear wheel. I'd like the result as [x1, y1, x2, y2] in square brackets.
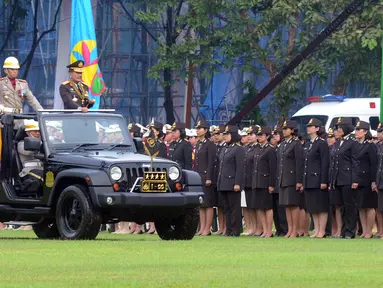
[155, 208, 199, 240]
[33, 219, 60, 239]
[56, 185, 101, 240]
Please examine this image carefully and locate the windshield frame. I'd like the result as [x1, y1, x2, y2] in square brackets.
[39, 113, 136, 154]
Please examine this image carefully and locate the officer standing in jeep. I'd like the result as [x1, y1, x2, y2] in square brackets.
[0, 57, 43, 114]
[59, 60, 95, 112]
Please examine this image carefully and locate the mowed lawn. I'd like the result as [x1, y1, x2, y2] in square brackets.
[0, 231, 383, 287]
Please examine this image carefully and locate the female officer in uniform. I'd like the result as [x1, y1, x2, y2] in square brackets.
[277, 120, 303, 238]
[252, 126, 276, 238]
[243, 126, 259, 236]
[354, 121, 377, 238]
[194, 120, 217, 236]
[303, 118, 329, 238]
[168, 122, 192, 170]
[217, 125, 245, 237]
[332, 117, 359, 239]
[375, 123, 383, 238]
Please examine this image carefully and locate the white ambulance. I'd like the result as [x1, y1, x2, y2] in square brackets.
[291, 95, 380, 133]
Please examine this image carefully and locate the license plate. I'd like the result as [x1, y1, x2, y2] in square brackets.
[141, 172, 167, 192]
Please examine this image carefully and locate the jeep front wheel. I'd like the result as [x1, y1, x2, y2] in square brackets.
[33, 219, 60, 239]
[56, 185, 102, 240]
[155, 208, 199, 240]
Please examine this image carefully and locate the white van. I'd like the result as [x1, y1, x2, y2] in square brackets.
[291, 95, 380, 133]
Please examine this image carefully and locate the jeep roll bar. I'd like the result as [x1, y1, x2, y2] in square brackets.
[36, 109, 116, 113]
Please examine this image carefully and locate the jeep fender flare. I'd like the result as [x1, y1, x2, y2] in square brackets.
[47, 168, 111, 206]
[182, 170, 202, 192]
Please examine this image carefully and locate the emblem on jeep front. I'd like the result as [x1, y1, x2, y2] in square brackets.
[142, 163, 151, 168]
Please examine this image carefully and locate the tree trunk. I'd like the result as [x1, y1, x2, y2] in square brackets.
[0, 0, 20, 56]
[163, 6, 175, 124]
[163, 67, 175, 124]
[22, 0, 39, 79]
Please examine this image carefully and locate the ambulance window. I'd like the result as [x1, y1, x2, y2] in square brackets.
[329, 117, 360, 128]
[369, 117, 379, 130]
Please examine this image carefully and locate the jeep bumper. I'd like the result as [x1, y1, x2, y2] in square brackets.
[95, 190, 205, 208]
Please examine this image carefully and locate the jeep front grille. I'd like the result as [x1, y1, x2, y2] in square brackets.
[126, 167, 167, 189]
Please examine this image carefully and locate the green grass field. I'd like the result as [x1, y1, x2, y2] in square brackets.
[1, 231, 383, 288]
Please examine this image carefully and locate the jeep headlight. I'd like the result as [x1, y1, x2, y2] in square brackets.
[168, 166, 180, 181]
[110, 166, 123, 181]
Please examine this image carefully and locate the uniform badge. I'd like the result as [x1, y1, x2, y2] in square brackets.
[378, 123, 382, 129]
[337, 117, 342, 124]
[45, 171, 55, 188]
[308, 119, 313, 124]
[128, 123, 133, 130]
[172, 122, 176, 129]
[356, 121, 360, 127]
[225, 126, 229, 133]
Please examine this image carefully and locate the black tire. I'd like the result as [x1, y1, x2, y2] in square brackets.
[155, 208, 199, 240]
[33, 219, 60, 239]
[56, 185, 102, 240]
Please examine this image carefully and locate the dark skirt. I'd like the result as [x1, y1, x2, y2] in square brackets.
[201, 184, 217, 208]
[245, 188, 256, 209]
[305, 188, 329, 213]
[378, 190, 383, 212]
[356, 186, 378, 209]
[299, 192, 306, 211]
[253, 188, 273, 210]
[330, 187, 343, 206]
[279, 186, 300, 206]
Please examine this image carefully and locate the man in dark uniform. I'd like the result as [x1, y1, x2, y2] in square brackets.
[212, 124, 227, 235]
[217, 125, 245, 236]
[59, 60, 95, 112]
[144, 120, 167, 158]
[271, 125, 288, 236]
[168, 122, 192, 170]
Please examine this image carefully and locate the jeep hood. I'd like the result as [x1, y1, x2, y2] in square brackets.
[50, 151, 176, 167]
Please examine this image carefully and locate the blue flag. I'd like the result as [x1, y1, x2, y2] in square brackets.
[70, 0, 106, 109]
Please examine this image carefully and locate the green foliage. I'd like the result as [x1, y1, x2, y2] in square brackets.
[137, 0, 383, 120]
[235, 82, 266, 125]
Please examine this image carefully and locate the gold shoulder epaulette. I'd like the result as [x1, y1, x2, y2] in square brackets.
[61, 81, 69, 85]
[17, 79, 26, 83]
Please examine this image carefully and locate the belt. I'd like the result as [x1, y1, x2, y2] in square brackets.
[23, 162, 42, 168]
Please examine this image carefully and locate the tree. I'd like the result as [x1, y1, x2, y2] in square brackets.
[235, 81, 266, 126]
[140, 0, 383, 122]
[118, 0, 189, 124]
[21, 0, 63, 79]
[0, 0, 29, 56]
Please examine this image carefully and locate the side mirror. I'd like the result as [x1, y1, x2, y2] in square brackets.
[24, 137, 41, 151]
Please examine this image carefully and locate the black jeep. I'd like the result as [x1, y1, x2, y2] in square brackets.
[0, 111, 204, 240]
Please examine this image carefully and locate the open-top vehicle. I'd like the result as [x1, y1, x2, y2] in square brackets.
[0, 110, 204, 240]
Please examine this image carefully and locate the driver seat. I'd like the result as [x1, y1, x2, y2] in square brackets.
[12, 126, 39, 197]
[13, 126, 26, 178]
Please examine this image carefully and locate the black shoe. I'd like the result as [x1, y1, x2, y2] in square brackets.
[224, 232, 232, 237]
[230, 233, 240, 237]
